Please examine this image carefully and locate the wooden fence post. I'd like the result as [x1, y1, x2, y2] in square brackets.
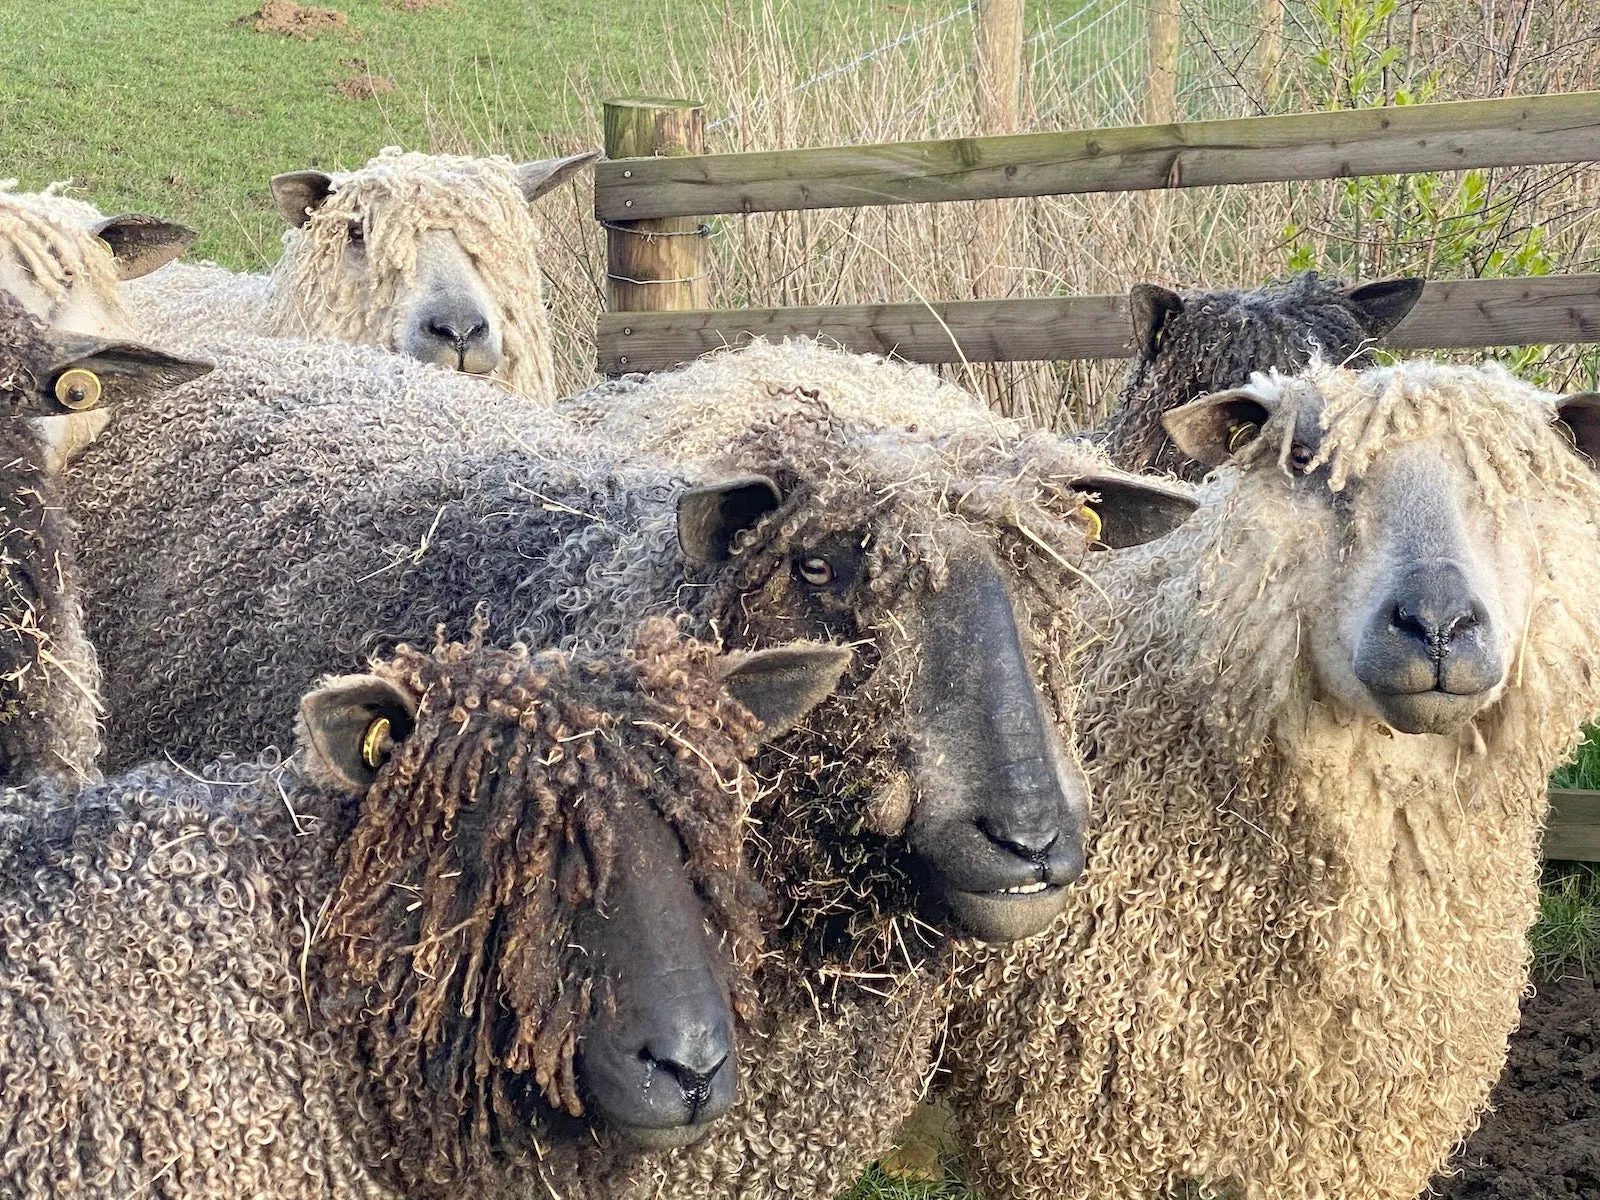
[975, 0, 1026, 135]
[603, 98, 709, 325]
[1147, 0, 1181, 125]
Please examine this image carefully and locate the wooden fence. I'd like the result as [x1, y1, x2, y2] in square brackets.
[595, 90, 1600, 859]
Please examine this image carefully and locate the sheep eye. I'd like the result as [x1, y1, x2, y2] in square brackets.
[361, 716, 395, 770]
[1226, 422, 1260, 455]
[1289, 444, 1315, 471]
[347, 219, 365, 245]
[796, 555, 835, 587]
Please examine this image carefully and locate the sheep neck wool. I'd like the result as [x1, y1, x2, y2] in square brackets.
[262, 150, 556, 400]
[947, 360, 1600, 1200]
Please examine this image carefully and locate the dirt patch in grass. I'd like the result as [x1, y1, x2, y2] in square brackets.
[1434, 969, 1600, 1198]
[248, 0, 350, 40]
[336, 74, 396, 100]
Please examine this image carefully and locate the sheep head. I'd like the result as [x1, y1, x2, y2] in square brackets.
[677, 394, 1195, 962]
[298, 620, 847, 1172]
[1163, 361, 1600, 745]
[264, 148, 598, 399]
[1104, 271, 1426, 480]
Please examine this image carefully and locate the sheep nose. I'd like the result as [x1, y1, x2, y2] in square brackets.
[425, 315, 489, 348]
[979, 818, 1083, 887]
[641, 1036, 730, 1123]
[1390, 584, 1482, 656]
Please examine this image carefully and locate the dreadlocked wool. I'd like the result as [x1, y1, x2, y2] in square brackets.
[565, 337, 1012, 461]
[70, 339, 1116, 1197]
[944, 360, 1600, 1200]
[0, 291, 101, 783]
[127, 150, 560, 397]
[1099, 271, 1415, 481]
[0, 183, 130, 334]
[0, 624, 772, 1200]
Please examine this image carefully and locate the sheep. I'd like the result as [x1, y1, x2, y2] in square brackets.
[0, 618, 860, 1199]
[67, 332, 1195, 1198]
[0, 183, 199, 466]
[0, 289, 210, 785]
[943, 359, 1600, 1200]
[1097, 271, 1425, 480]
[125, 148, 599, 399]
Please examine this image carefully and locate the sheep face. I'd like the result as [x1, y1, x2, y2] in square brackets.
[266, 150, 598, 395]
[679, 411, 1196, 954]
[298, 627, 847, 1167]
[1104, 271, 1425, 480]
[1165, 364, 1600, 737]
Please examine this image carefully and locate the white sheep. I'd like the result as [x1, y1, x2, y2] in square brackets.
[945, 359, 1600, 1200]
[126, 147, 598, 399]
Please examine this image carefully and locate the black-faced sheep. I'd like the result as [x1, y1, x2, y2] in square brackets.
[66, 333, 1195, 1198]
[0, 620, 854, 1199]
[1097, 271, 1425, 480]
[945, 359, 1600, 1200]
[0, 289, 209, 784]
[126, 148, 598, 398]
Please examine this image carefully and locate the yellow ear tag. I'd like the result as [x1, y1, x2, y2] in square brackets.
[361, 716, 394, 771]
[1077, 503, 1104, 544]
[54, 368, 103, 411]
[1226, 421, 1259, 455]
[95, 236, 115, 258]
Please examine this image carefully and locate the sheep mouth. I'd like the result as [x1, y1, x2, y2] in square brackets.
[1366, 685, 1499, 735]
[612, 1117, 721, 1150]
[943, 882, 1069, 943]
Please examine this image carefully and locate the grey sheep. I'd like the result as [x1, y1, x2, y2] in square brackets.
[67, 333, 1195, 1197]
[0, 289, 208, 783]
[1098, 271, 1424, 479]
[0, 620, 852, 1199]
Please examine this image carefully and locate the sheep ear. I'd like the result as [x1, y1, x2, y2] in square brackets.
[1162, 388, 1274, 468]
[677, 474, 783, 564]
[1072, 473, 1197, 549]
[90, 214, 197, 281]
[716, 643, 853, 741]
[1343, 277, 1425, 338]
[1129, 283, 1184, 359]
[1555, 392, 1600, 466]
[271, 170, 336, 229]
[298, 674, 418, 793]
[515, 151, 602, 202]
[37, 334, 213, 414]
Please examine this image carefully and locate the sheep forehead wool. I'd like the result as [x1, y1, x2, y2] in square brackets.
[562, 336, 1014, 463]
[262, 148, 555, 398]
[946, 359, 1600, 1200]
[696, 396, 1100, 981]
[0, 182, 129, 331]
[320, 621, 766, 1171]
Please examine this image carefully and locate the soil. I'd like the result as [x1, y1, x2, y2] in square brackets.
[1435, 970, 1600, 1199]
[248, 0, 350, 40]
[336, 74, 395, 100]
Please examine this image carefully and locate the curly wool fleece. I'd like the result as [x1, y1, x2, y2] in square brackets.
[0, 626, 773, 1200]
[0, 183, 131, 331]
[945, 360, 1600, 1200]
[127, 150, 559, 397]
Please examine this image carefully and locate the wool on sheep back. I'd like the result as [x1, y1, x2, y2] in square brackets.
[945, 360, 1600, 1200]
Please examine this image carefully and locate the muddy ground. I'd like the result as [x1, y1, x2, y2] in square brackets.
[1435, 970, 1600, 1199]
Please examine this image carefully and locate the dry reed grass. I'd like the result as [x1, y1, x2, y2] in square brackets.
[411, 0, 1600, 427]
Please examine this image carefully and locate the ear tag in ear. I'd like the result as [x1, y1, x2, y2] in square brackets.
[1077, 503, 1104, 544]
[1226, 421, 1259, 455]
[54, 368, 103, 411]
[361, 716, 395, 771]
[95, 236, 115, 258]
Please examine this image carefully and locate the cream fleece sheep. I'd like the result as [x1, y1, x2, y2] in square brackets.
[126, 149, 594, 399]
[945, 359, 1600, 1200]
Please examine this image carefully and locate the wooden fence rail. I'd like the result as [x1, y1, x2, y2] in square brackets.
[594, 90, 1600, 221]
[597, 273, 1600, 374]
[1548, 790, 1600, 862]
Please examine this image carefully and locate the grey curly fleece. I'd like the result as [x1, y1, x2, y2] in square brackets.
[69, 334, 1117, 1198]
